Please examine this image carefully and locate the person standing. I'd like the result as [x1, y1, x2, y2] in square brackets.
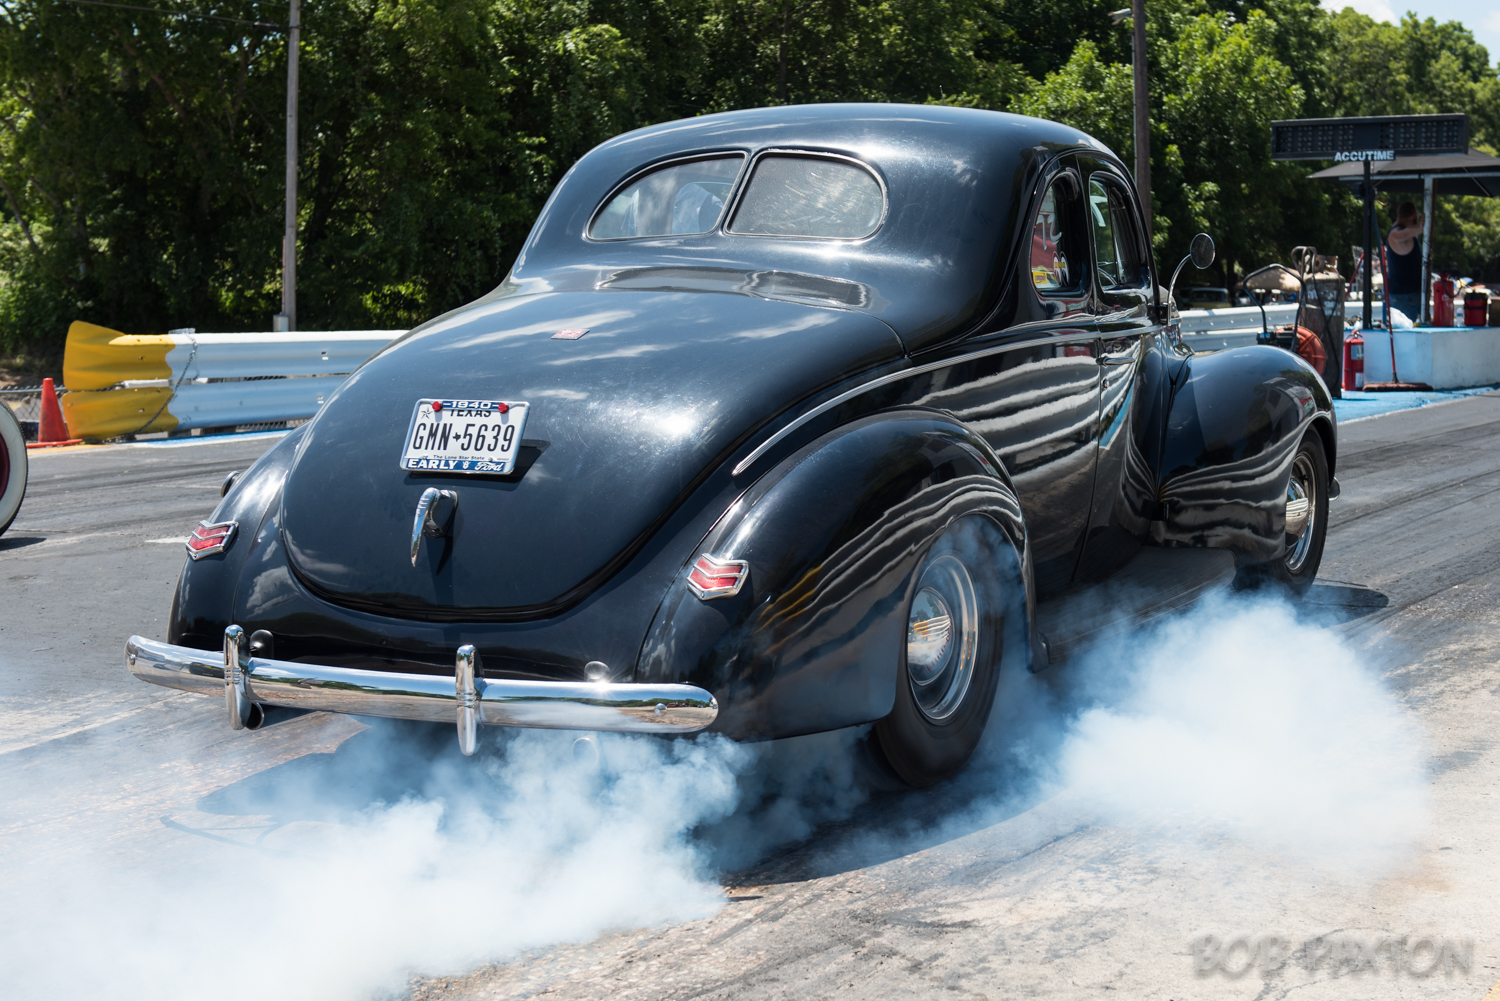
[1385, 201, 1424, 323]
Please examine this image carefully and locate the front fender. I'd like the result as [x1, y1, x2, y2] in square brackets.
[168, 428, 304, 648]
[1156, 346, 1336, 562]
[637, 411, 1030, 741]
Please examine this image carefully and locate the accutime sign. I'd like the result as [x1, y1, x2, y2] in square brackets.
[1270, 114, 1468, 161]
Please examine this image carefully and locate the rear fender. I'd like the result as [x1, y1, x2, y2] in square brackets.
[168, 428, 304, 648]
[1155, 346, 1336, 563]
[636, 411, 1031, 741]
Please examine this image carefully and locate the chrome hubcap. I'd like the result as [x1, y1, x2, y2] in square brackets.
[1284, 453, 1318, 573]
[906, 553, 979, 722]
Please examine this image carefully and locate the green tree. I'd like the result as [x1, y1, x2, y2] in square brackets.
[0, 0, 707, 355]
[1016, 9, 1311, 284]
[1324, 8, 1499, 278]
[697, 0, 1001, 109]
[3, 0, 1498, 360]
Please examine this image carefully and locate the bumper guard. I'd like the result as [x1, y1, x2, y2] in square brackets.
[125, 627, 718, 754]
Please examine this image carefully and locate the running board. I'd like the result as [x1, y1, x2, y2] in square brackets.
[1034, 547, 1236, 665]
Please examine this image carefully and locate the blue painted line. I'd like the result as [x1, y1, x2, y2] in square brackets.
[1334, 385, 1500, 423]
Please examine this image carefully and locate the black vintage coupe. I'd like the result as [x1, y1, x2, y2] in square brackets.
[127, 104, 1335, 785]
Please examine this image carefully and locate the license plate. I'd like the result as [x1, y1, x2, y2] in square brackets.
[400, 399, 531, 475]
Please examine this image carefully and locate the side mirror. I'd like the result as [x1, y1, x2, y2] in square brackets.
[1167, 232, 1218, 319]
[1190, 232, 1216, 270]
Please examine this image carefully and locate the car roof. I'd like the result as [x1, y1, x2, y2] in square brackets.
[506, 103, 1114, 350]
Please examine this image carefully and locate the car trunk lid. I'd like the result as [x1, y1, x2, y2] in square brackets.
[279, 289, 902, 618]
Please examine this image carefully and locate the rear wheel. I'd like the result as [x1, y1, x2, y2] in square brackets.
[0, 402, 27, 537]
[875, 516, 1007, 787]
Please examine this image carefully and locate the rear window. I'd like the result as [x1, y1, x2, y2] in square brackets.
[590, 156, 744, 240]
[729, 156, 884, 239]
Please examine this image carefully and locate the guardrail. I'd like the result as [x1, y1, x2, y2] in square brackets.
[1176, 301, 1384, 352]
[61, 321, 404, 439]
[43, 302, 1396, 442]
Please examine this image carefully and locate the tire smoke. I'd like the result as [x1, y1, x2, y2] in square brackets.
[0, 726, 749, 1000]
[970, 590, 1429, 869]
[0, 592, 1427, 998]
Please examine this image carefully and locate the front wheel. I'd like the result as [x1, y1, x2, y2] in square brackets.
[1253, 430, 1329, 593]
[874, 516, 1009, 787]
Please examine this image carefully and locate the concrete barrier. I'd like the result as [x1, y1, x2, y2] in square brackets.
[1361, 326, 1500, 389]
[60, 322, 403, 439]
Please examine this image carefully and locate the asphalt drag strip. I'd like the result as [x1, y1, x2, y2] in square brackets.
[2, 395, 1499, 1000]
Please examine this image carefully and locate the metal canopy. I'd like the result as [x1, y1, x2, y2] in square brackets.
[1307, 151, 1500, 198]
[1274, 113, 1475, 328]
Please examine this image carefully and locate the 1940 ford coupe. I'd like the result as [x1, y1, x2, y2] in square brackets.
[127, 104, 1335, 785]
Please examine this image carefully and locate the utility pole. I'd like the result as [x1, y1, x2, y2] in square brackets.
[277, 0, 301, 331]
[1111, 5, 1151, 241]
[1362, 160, 1373, 329]
[1131, 0, 1150, 240]
[1419, 173, 1435, 325]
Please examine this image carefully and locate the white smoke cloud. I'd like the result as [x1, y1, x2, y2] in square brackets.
[958, 591, 1431, 873]
[0, 591, 1429, 999]
[0, 727, 750, 1001]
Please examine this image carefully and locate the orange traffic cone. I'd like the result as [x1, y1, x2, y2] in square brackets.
[38, 377, 71, 443]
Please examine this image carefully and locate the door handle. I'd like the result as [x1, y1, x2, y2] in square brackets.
[1099, 356, 1135, 366]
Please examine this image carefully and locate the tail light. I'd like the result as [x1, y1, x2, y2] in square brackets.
[686, 554, 749, 599]
[186, 520, 238, 560]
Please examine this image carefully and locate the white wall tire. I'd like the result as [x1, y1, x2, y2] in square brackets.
[0, 403, 27, 537]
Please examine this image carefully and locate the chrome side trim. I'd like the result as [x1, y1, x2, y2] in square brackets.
[125, 634, 719, 735]
[732, 332, 1068, 476]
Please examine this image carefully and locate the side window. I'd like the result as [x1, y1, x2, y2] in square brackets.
[1029, 177, 1079, 293]
[728, 155, 885, 239]
[1088, 177, 1146, 289]
[590, 155, 744, 240]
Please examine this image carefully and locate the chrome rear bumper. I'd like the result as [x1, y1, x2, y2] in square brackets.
[125, 627, 718, 754]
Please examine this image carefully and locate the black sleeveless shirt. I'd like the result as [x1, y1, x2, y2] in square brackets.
[1386, 226, 1422, 295]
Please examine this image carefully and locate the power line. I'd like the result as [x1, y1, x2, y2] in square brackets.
[53, 0, 283, 30]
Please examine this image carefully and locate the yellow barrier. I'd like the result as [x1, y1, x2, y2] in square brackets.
[62, 321, 173, 390]
[60, 321, 179, 438]
[61, 387, 177, 439]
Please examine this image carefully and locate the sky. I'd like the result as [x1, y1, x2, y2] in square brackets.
[1329, 0, 1500, 66]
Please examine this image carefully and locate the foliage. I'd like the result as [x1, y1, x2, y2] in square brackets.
[1323, 9, 1500, 277]
[0, 0, 1497, 354]
[0, 0, 700, 352]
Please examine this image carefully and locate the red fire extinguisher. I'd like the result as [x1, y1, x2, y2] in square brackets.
[1343, 334, 1364, 391]
[1432, 273, 1456, 326]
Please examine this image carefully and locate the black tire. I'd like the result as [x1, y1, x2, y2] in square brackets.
[874, 515, 1009, 787]
[0, 402, 27, 538]
[1254, 430, 1329, 594]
